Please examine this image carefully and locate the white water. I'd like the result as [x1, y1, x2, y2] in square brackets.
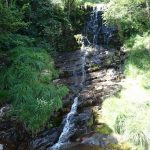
[50, 97, 78, 150]
[0, 144, 3, 150]
[84, 6, 102, 46]
[0, 106, 9, 117]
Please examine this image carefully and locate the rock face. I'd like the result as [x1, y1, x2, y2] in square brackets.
[29, 129, 60, 150]
[81, 133, 118, 147]
[54, 45, 125, 147]
[0, 119, 29, 150]
[0, 43, 125, 150]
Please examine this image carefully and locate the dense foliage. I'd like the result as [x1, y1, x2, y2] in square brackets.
[103, 0, 150, 41]
[80, 0, 109, 4]
[1, 47, 68, 133]
[0, 1, 26, 33]
[0, 0, 86, 133]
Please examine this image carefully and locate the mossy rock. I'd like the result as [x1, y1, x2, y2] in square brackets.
[104, 57, 113, 66]
[107, 143, 131, 150]
[89, 63, 99, 70]
[95, 124, 113, 135]
[94, 115, 102, 125]
[87, 115, 94, 128]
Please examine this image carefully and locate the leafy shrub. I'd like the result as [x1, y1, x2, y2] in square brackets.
[24, 0, 75, 52]
[0, 1, 26, 33]
[0, 47, 68, 133]
[0, 34, 34, 51]
[103, 0, 149, 41]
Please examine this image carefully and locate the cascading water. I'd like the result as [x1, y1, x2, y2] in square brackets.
[50, 97, 78, 150]
[0, 144, 3, 150]
[49, 5, 114, 150]
[83, 5, 115, 48]
[83, 6, 101, 46]
[50, 49, 88, 150]
[50, 41, 88, 150]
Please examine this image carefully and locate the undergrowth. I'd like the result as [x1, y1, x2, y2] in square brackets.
[0, 47, 68, 133]
[102, 33, 150, 150]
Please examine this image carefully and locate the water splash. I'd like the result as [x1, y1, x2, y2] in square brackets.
[0, 105, 9, 117]
[49, 97, 78, 150]
[0, 144, 3, 150]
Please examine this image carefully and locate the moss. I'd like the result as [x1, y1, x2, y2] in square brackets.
[89, 63, 99, 71]
[107, 143, 131, 150]
[47, 123, 53, 129]
[95, 124, 113, 135]
[0, 90, 9, 104]
[87, 115, 94, 128]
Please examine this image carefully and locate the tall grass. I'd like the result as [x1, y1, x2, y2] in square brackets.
[101, 33, 150, 150]
[0, 47, 68, 133]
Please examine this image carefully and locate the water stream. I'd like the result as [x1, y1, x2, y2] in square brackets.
[49, 5, 114, 150]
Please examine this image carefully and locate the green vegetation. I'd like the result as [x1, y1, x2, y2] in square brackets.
[0, 0, 85, 133]
[95, 124, 113, 135]
[102, 0, 150, 149]
[102, 40, 150, 149]
[0, 47, 68, 133]
[81, 0, 109, 4]
[0, 1, 26, 32]
[103, 0, 150, 42]
[0, 0, 150, 146]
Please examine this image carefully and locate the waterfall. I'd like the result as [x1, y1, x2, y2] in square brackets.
[48, 4, 114, 150]
[83, 5, 115, 48]
[84, 6, 101, 45]
[49, 47, 88, 150]
[49, 42, 88, 150]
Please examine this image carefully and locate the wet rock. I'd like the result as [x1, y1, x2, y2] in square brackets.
[0, 105, 10, 118]
[0, 119, 29, 150]
[94, 124, 113, 135]
[0, 128, 17, 150]
[81, 133, 118, 148]
[70, 108, 93, 141]
[29, 129, 60, 150]
[77, 108, 92, 124]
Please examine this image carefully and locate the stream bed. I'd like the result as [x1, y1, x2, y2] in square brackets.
[47, 4, 124, 150]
